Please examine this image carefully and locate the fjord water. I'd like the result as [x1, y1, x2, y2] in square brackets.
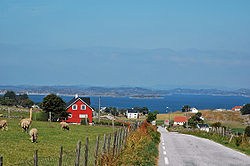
[29, 94, 250, 113]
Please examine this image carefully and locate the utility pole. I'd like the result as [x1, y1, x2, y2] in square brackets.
[98, 96, 101, 123]
[186, 112, 188, 128]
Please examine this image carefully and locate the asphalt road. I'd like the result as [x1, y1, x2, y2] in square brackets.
[158, 127, 250, 166]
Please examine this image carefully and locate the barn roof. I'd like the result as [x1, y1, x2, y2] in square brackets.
[65, 97, 91, 109]
[174, 117, 187, 122]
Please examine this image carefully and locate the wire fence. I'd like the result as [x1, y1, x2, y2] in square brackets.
[1, 122, 143, 166]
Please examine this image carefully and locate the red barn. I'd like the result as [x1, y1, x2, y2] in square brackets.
[65, 95, 94, 124]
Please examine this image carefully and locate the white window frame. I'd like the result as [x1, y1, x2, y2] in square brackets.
[81, 105, 86, 110]
[68, 114, 72, 118]
[79, 114, 88, 118]
[72, 105, 77, 110]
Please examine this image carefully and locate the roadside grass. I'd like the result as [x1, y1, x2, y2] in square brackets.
[108, 123, 160, 166]
[0, 118, 116, 165]
[180, 130, 250, 155]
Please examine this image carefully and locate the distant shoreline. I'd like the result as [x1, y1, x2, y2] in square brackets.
[1, 92, 250, 98]
[129, 96, 164, 99]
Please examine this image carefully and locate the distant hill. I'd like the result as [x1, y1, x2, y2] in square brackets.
[0, 85, 250, 97]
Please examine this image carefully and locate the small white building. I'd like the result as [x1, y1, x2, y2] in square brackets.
[174, 117, 188, 126]
[126, 109, 139, 119]
[190, 107, 198, 113]
[197, 124, 210, 132]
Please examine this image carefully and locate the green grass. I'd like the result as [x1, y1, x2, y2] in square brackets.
[205, 120, 247, 129]
[0, 109, 30, 117]
[0, 118, 117, 165]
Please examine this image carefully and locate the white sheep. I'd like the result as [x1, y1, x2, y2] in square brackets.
[0, 120, 8, 131]
[21, 120, 30, 132]
[19, 108, 33, 126]
[60, 122, 69, 130]
[29, 128, 38, 143]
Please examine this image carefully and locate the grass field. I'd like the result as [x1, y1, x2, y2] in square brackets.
[157, 110, 248, 133]
[157, 111, 187, 120]
[0, 118, 117, 165]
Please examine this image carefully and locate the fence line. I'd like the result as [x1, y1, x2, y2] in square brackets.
[4, 121, 142, 166]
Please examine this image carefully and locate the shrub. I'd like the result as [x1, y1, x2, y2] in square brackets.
[211, 122, 221, 128]
[234, 136, 243, 146]
[107, 122, 160, 166]
[245, 126, 250, 137]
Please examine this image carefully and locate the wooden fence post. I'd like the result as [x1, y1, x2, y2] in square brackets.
[124, 128, 128, 148]
[34, 150, 38, 166]
[0, 156, 3, 166]
[107, 133, 111, 153]
[118, 129, 123, 153]
[75, 141, 81, 166]
[112, 132, 117, 157]
[84, 137, 89, 166]
[222, 128, 225, 137]
[8, 108, 10, 120]
[94, 136, 99, 166]
[121, 129, 125, 151]
[59, 146, 63, 166]
[115, 130, 120, 155]
[85, 118, 88, 132]
[112, 119, 114, 133]
[229, 134, 234, 143]
[102, 134, 107, 155]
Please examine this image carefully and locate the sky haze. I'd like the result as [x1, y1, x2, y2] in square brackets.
[1, 0, 250, 89]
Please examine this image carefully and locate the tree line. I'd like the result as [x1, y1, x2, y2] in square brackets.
[0, 91, 34, 108]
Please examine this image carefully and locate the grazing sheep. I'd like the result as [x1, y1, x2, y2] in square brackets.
[60, 122, 69, 130]
[21, 120, 30, 132]
[29, 128, 38, 143]
[0, 120, 8, 131]
[19, 108, 32, 130]
[19, 108, 32, 125]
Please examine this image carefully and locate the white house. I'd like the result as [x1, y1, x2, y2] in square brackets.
[174, 117, 188, 126]
[126, 109, 139, 119]
[190, 107, 198, 113]
[197, 124, 210, 132]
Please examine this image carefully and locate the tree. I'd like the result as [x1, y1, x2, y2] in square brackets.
[2, 91, 17, 106]
[241, 104, 250, 115]
[182, 105, 190, 112]
[0, 95, 4, 102]
[20, 99, 34, 108]
[245, 126, 250, 137]
[4, 91, 16, 100]
[154, 110, 159, 114]
[17, 94, 29, 100]
[146, 112, 157, 123]
[42, 94, 67, 120]
[188, 112, 204, 128]
[111, 107, 119, 116]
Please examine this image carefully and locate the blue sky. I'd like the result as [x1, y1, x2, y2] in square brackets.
[0, 0, 250, 89]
